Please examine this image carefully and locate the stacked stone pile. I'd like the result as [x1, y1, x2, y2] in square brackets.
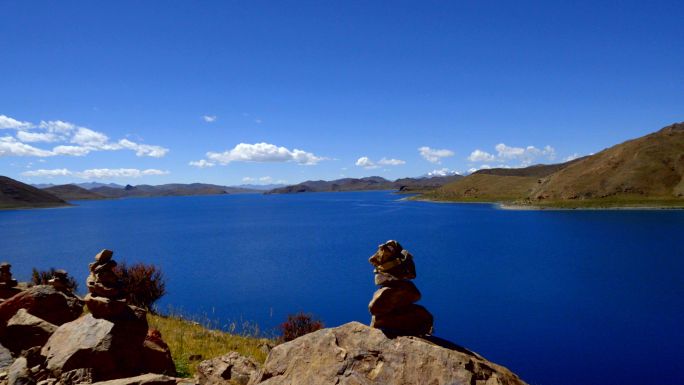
[84, 249, 129, 319]
[368, 240, 433, 336]
[47, 269, 71, 292]
[0, 263, 20, 300]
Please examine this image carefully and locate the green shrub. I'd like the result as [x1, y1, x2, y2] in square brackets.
[116, 262, 166, 311]
[278, 312, 323, 342]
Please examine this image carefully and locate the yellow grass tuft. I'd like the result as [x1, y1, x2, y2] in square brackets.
[147, 313, 273, 378]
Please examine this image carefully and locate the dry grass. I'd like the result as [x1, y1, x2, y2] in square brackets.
[147, 312, 273, 378]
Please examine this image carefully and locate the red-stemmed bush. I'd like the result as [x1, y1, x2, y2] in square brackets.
[116, 262, 166, 312]
[278, 312, 324, 342]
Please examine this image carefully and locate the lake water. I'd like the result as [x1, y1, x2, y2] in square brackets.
[0, 191, 682, 385]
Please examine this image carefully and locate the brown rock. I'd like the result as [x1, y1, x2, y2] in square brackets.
[41, 312, 148, 380]
[368, 241, 416, 280]
[83, 294, 129, 319]
[8, 357, 34, 385]
[89, 374, 177, 385]
[0, 343, 13, 370]
[368, 281, 421, 315]
[0, 285, 83, 327]
[94, 250, 113, 264]
[197, 352, 259, 385]
[248, 322, 527, 385]
[60, 368, 94, 385]
[371, 304, 434, 336]
[2, 309, 57, 353]
[142, 330, 176, 376]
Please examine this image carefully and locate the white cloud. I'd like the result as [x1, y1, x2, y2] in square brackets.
[0, 115, 168, 158]
[427, 168, 461, 177]
[0, 136, 54, 157]
[206, 142, 325, 165]
[259, 176, 272, 182]
[118, 139, 169, 158]
[468, 142, 557, 167]
[242, 177, 255, 182]
[202, 115, 217, 123]
[16, 131, 59, 143]
[468, 149, 496, 162]
[77, 168, 168, 179]
[52, 145, 91, 156]
[189, 159, 215, 168]
[39, 120, 76, 134]
[22, 168, 169, 179]
[0, 115, 33, 130]
[378, 158, 406, 166]
[22, 168, 72, 177]
[356, 156, 405, 169]
[355, 156, 379, 169]
[70, 127, 110, 148]
[418, 146, 454, 164]
[564, 153, 581, 162]
[255, 118, 263, 124]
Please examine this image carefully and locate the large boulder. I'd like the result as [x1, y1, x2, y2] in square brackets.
[196, 352, 260, 385]
[248, 322, 527, 385]
[41, 311, 148, 381]
[2, 309, 57, 353]
[0, 285, 82, 327]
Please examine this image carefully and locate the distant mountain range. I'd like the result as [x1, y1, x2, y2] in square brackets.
[265, 174, 463, 194]
[88, 183, 259, 199]
[5, 121, 683, 209]
[425, 122, 684, 208]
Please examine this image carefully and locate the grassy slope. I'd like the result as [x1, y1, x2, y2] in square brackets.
[422, 174, 540, 203]
[422, 122, 684, 208]
[148, 313, 272, 378]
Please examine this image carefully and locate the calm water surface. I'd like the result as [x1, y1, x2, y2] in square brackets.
[1, 192, 682, 385]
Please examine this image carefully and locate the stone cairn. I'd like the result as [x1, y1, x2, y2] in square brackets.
[0, 262, 21, 300]
[48, 269, 71, 292]
[84, 249, 130, 318]
[0, 262, 18, 288]
[368, 240, 433, 335]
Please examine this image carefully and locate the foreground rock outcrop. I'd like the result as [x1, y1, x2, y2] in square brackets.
[248, 322, 527, 385]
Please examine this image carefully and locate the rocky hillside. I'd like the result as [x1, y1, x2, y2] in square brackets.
[531, 122, 684, 203]
[427, 122, 684, 207]
[0, 176, 68, 209]
[267, 175, 463, 194]
[42, 184, 106, 201]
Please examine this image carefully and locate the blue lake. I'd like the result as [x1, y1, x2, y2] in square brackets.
[0, 191, 682, 385]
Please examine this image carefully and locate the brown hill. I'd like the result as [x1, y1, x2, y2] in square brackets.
[427, 122, 684, 207]
[531, 122, 684, 203]
[0, 176, 68, 209]
[91, 183, 259, 198]
[43, 184, 106, 201]
[266, 175, 463, 194]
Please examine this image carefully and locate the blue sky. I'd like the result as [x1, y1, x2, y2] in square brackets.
[1, 1, 683, 186]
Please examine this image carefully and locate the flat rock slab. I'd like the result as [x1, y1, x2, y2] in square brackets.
[249, 322, 528, 385]
[90, 373, 177, 385]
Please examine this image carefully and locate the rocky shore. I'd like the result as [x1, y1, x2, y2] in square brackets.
[0, 244, 527, 385]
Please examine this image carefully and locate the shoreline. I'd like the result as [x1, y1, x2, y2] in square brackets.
[409, 195, 684, 211]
